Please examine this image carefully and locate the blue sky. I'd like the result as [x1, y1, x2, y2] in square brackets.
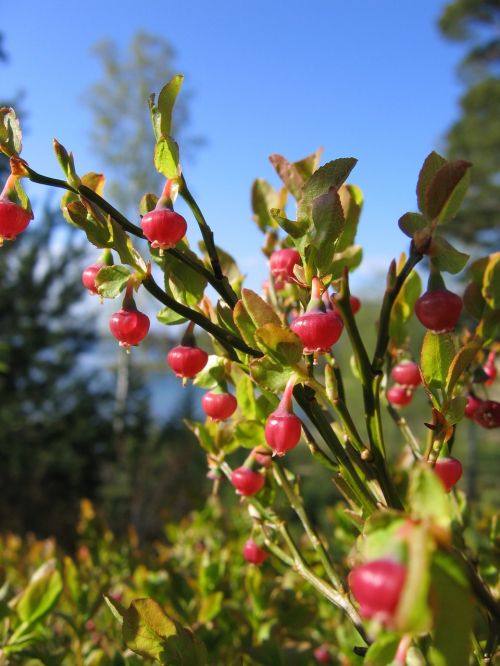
[1, 0, 464, 296]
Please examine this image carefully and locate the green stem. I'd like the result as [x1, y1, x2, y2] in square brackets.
[294, 385, 378, 515]
[301, 422, 339, 472]
[273, 459, 343, 590]
[179, 175, 239, 307]
[453, 547, 500, 625]
[313, 374, 369, 456]
[142, 275, 260, 359]
[273, 520, 369, 644]
[335, 272, 385, 455]
[333, 365, 346, 403]
[334, 271, 406, 510]
[219, 461, 368, 642]
[386, 403, 422, 459]
[372, 244, 423, 374]
[23, 167, 264, 359]
[25, 166, 238, 308]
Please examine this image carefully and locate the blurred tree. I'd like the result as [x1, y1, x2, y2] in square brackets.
[85, 31, 207, 538]
[439, 0, 500, 250]
[0, 211, 116, 546]
[0, 36, 206, 544]
[0, 33, 7, 62]
[86, 31, 203, 215]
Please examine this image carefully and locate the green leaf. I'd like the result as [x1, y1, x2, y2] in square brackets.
[482, 251, 500, 309]
[184, 420, 216, 454]
[197, 591, 224, 624]
[233, 365, 257, 419]
[463, 281, 485, 319]
[95, 265, 130, 299]
[251, 179, 280, 231]
[478, 303, 500, 346]
[13, 180, 32, 215]
[389, 258, 422, 346]
[192, 355, 227, 389]
[407, 464, 451, 530]
[364, 633, 400, 666]
[233, 301, 258, 347]
[270, 209, 309, 239]
[81, 171, 106, 195]
[16, 561, 63, 625]
[199, 242, 243, 294]
[242, 289, 281, 328]
[63, 556, 80, 606]
[394, 523, 433, 634]
[64, 200, 111, 246]
[122, 598, 177, 660]
[445, 342, 480, 395]
[250, 356, 290, 393]
[162, 244, 207, 307]
[53, 139, 79, 183]
[301, 158, 358, 205]
[216, 300, 239, 336]
[0, 107, 22, 156]
[358, 513, 407, 562]
[104, 594, 126, 627]
[157, 307, 187, 326]
[140, 192, 159, 215]
[329, 244, 363, 280]
[292, 147, 323, 181]
[429, 235, 469, 274]
[398, 212, 428, 238]
[268, 151, 323, 200]
[112, 221, 147, 272]
[468, 255, 489, 284]
[429, 551, 472, 666]
[416, 151, 447, 214]
[154, 136, 180, 179]
[234, 420, 266, 449]
[268, 153, 304, 200]
[63, 198, 145, 271]
[158, 74, 184, 138]
[444, 396, 467, 425]
[336, 184, 363, 252]
[424, 160, 471, 223]
[421, 331, 457, 391]
[255, 324, 303, 365]
[122, 598, 207, 664]
[310, 188, 345, 272]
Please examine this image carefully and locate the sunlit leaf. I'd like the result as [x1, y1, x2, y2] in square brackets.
[95, 265, 130, 299]
[416, 151, 447, 214]
[421, 331, 457, 391]
[242, 289, 281, 328]
[424, 160, 471, 223]
[154, 136, 180, 179]
[16, 561, 63, 625]
[158, 74, 184, 138]
[0, 107, 22, 156]
[255, 323, 303, 365]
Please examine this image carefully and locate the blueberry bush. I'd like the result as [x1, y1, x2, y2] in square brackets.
[0, 76, 499, 664]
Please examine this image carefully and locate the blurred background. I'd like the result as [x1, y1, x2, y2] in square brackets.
[0, 0, 498, 546]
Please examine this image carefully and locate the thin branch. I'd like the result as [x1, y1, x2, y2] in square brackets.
[143, 275, 260, 358]
[293, 385, 379, 514]
[372, 244, 423, 373]
[25, 166, 239, 307]
[179, 175, 239, 307]
[273, 459, 343, 590]
[386, 404, 422, 459]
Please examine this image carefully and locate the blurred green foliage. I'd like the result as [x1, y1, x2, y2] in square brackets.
[0, 497, 367, 664]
